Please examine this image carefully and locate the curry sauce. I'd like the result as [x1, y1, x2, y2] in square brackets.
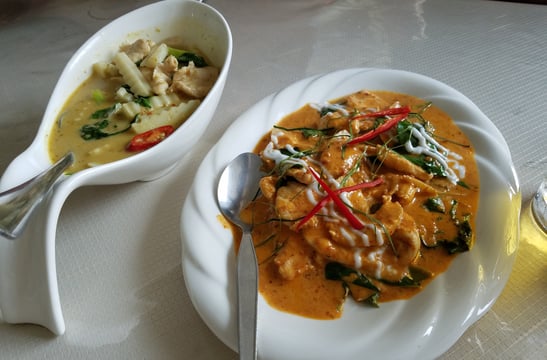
[48, 38, 218, 173]
[232, 90, 479, 319]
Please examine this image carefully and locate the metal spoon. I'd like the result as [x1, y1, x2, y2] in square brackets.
[217, 152, 264, 360]
[0, 152, 74, 239]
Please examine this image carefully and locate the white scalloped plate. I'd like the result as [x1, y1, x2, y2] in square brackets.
[180, 68, 520, 360]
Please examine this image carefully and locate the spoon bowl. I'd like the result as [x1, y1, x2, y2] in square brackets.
[217, 152, 264, 360]
[0, 0, 232, 335]
[0, 152, 74, 239]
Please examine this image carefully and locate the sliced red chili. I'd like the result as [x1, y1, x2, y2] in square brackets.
[126, 125, 174, 152]
[335, 177, 384, 193]
[347, 112, 409, 145]
[308, 167, 365, 230]
[295, 196, 331, 231]
[295, 177, 383, 230]
[350, 105, 411, 122]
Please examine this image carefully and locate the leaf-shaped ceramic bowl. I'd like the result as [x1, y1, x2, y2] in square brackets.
[0, 0, 232, 335]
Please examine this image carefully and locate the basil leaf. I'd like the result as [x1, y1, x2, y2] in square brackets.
[176, 52, 208, 67]
[80, 120, 110, 140]
[424, 197, 446, 213]
[381, 266, 431, 287]
[364, 292, 380, 307]
[396, 119, 414, 145]
[442, 215, 472, 254]
[319, 105, 340, 117]
[325, 262, 379, 292]
[134, 95, 151, 108]
[90, 103, 121, 119]
[457, 180, 471, 189]
[273, 125, 333, 138]
[80, 119, 131, 140]
[438, 205, 473, 254]
[403, 154, 447, 177]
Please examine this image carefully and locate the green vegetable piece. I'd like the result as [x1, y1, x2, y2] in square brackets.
[80, 119, 110, 140]
[457, 180, 471, 189]
[91, 103, 121, 119]
[449, 200, 458, 220]
[409, 266, 431, 283]
[437, 204, 474, 254]
[134, 95, 151, 108]
[92, 89, 105, 104]
[319, 105, 341, 117]
[325, 262, 379, 292]
[273, 125, 333, 138]
[120, 84, 151, 109]
[403, 154, 447, 177]
[364, 292, 380, 307]
[80, 117, 131, 140]
[381, 266, 431, 287]
[178, 52, 207, 67]
[168, 47, 208, 67]
[424, 197, 446, 213]
[441, 216, 472, 254]
[396, 119, 414, 145]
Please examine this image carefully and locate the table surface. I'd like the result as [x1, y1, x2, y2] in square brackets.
[0, 0, 546, 359]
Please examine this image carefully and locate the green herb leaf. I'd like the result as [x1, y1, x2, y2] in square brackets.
[364, 292, 380, 307]
[80, 119, 131, 140]
[438, 203, 473, 254]
[176, 52, 208, 67]
[380, 266, 431, 287]
[90, 103, 121, 119]
[134, 95, 151, 108]
[80, 119, 110, 140]
[319, 105, 341, 117]
[424, 197, 446, 213]
[457, 180, 470, 189]
[444, 215, 473, 254]
[438, 234, 471, 254]
[273, 125, 333, 138]
[403, 154, 447, 177]
[396, 119, 415, 145]
[449, 200, 458, 220]
[325, 262, 379, 292]
[167, 46, 208, 67]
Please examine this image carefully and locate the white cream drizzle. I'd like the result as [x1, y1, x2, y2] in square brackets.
[305, 185, 317, 205]
[309, 102, 349, 116]
[369, 224, 384, 246]
[404, 123, 465, 184]
[341, 227, 355, 247]
[358, 230, 371, 247]
[262, 132, 308, 169]
[359, 246, 388, 279]
[264, 129, 388, 250]
[353, 249, 363, 269]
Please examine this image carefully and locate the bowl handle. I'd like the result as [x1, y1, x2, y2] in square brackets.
[0, 181, 72, 335]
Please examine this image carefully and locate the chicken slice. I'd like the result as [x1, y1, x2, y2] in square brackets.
[121, 39, 155, 63]
[170, 62, 219, 98]
[152, 55, 178, 95]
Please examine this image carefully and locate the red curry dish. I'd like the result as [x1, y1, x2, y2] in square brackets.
[237, 90, 479, 319]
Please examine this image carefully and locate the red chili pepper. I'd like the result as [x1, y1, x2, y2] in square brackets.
[295, 196, 331, 231]
[350, 105, 411, 121]
[295, 177, 384, 230]
[126, 125, 175, 152]
[347, 112, 409, 146]
[307, 168, 366, 230]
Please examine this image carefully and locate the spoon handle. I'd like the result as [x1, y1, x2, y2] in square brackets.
[237, 229, 258, 360]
